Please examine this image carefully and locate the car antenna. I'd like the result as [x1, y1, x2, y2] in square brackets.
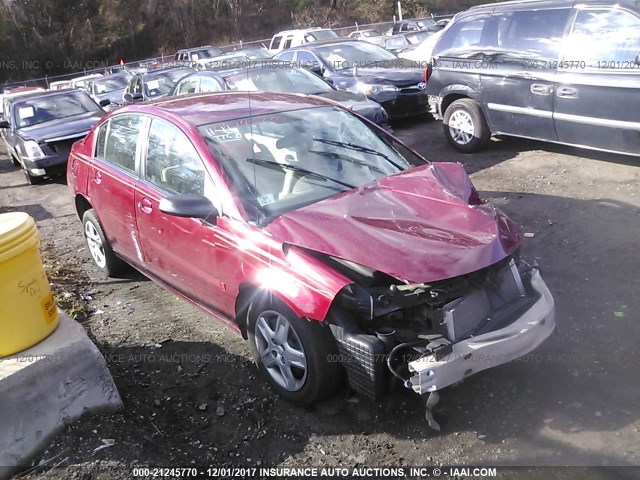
[247, 66, 257, 195]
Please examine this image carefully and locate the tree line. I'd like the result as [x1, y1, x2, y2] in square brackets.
[0, 0, 489, 84]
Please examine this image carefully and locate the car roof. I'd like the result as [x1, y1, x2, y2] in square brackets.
[9, 89, 84, 103]
[214, 60, 293, 76]
[469, 0, 638, 11]
[273, 28, 329, 35]
[121, 91, 333, 127]
[178, 45, 217, 52]
[142, 66, 194, 78]
[284, 38, 364, 51]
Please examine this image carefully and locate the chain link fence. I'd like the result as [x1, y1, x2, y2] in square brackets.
[2, 15, 453, 90]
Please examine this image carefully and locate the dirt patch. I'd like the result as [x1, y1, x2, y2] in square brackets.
[1, 125, 639, 479]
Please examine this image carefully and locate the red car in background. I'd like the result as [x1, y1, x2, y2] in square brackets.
[67, 92, 555, 415]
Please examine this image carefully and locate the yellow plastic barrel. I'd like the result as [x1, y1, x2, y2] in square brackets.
[0, 212, 59, 357]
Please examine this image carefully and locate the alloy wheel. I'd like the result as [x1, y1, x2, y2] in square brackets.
[254, 310, 308, 392]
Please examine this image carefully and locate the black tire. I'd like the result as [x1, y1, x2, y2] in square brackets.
[82, 209, 125, 277]
[443, 98, 490, 153]
[10, 155, 20, 167]
[23, 168, 44, 185]
[248, 294, 342, 405]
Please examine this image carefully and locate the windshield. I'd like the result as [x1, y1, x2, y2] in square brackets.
[386, 37, 409, 49]
[315, 42, 397, 70]
[193, 47, 223, 59]
[197, 106, 425, 223]
[144, 69, 192, 97]
[223, 67, 331, 95]
[92, 75, 132, 95]
[231, 48, 272, 59]
[306, 30, 339, 41]
[13, 91, 100, 128]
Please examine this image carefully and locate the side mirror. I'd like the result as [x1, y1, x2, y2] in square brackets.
[159, 193, 218, 220]
[0, 120, 10, 129]
[99, 99, 111, 107]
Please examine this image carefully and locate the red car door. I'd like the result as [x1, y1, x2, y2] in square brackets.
[134, 116, 227, 311]
[87, 113, 146, 265]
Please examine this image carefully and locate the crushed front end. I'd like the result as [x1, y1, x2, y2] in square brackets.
[323, 252, 555, 403]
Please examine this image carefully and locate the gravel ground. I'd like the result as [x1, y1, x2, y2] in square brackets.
[1, 117, 639, 480]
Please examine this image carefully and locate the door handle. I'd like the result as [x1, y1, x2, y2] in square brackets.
[93, 171, 102, 184]
[557, 87, 578, 99]
[531, 84, 552, 95]
[139, 197, 153, 214]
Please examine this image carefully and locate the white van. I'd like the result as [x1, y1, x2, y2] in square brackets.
[268, 28, 339, 53]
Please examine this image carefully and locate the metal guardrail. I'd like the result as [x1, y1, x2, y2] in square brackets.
[2, 14, 454, 90]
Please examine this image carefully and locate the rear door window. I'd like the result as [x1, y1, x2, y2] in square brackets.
[492, 9, 570, 60]
[563, 8, 640, 68]
[283, 36, 293, 49]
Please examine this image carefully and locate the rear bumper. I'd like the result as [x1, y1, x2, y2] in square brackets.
[408, 269, 555, 394]
[428, 95, 443, 120]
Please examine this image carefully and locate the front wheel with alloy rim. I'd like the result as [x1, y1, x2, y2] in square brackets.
[248, 296, 342, 405]
[82, 209, 125, 277]
[443, 98, 490, 153]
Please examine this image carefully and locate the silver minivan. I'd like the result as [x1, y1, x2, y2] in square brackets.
[426, 0, 640, 156]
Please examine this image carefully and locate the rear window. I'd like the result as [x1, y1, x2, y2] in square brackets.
[433, 14, 489, 57]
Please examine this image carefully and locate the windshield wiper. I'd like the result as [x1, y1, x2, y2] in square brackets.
[312, 138, 403, 169]
[246, 157, 357, 190]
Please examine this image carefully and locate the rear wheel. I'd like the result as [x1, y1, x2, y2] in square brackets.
[82, 209, 125, 277]
[443, 98, 490, 153]
[248, 295, 342, 405]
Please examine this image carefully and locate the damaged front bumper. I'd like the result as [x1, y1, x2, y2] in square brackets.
[407, 268, 555, 394]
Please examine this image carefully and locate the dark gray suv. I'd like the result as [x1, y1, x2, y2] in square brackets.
[426, 0, 640, 156]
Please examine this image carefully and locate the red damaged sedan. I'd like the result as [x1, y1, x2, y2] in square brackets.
[67, 92, 555, 416]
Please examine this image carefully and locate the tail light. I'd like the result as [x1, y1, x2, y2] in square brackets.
[423, 65, 431, 83]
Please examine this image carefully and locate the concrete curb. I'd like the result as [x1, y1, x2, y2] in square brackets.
[0, 311, 122, 479]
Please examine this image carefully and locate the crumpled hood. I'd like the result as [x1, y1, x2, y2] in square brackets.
[265, 163, 523, 284]
[19, 111, 104, 142]
[354, 59, 424, 86]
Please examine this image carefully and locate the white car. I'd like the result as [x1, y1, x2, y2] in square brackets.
[48, 80, 70, 90]
[69, 74, 103, 90]
[268, 28, 339, 53]
[348, 29, 385, 44]
[397, 30, 443, 63]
